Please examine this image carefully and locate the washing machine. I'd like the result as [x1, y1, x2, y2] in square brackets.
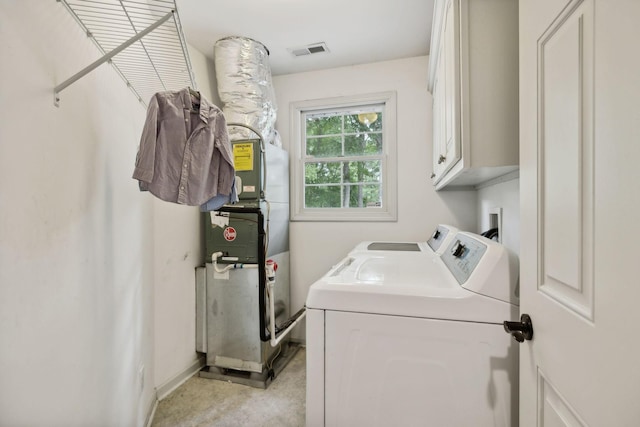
[348, 224, 458, 257]
[306, 231, 520, 427]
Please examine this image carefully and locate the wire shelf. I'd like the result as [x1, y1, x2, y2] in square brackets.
[56, 0, 196, 107]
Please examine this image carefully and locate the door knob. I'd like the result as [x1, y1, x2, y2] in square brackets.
[503, 314, 534, 342]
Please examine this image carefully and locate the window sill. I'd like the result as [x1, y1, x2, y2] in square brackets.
[291, 207, 397, 222]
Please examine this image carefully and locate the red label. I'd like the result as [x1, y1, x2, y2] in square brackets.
[223, 226, 237, 242]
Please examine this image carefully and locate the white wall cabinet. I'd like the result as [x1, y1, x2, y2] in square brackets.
[431, 0, 459, 182]
[428, 0, 519, 190]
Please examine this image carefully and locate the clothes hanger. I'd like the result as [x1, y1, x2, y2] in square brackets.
[188, 87, 200, 100]
[188, 87, 200, 113]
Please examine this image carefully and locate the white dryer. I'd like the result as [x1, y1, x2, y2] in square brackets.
[306, 231, 520, 427]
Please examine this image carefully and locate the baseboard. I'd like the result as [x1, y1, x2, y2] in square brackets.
[144, 397, 158, 427]
[156, 355, 206, 401]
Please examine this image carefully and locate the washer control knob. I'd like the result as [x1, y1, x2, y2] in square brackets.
[451, 240, 466, 258]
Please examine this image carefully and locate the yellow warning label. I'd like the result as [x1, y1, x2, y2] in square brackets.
[233, 143, 254, 171]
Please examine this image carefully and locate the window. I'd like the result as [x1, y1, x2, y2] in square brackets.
[291, 92, 397, 221]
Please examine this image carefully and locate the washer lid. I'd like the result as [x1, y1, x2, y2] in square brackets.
[348, 224, 459, 257]
[306, 253, 518, 324]
[365, 242, 421, 251]
[349, 240, 430, 256]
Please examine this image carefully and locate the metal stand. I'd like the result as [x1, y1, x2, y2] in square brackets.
[198, 342, 301, 389]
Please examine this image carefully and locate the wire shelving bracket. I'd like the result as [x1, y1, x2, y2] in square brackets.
[54, 0, 196, 107]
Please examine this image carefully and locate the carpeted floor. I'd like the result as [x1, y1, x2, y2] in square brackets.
[151, 347, 306, 427]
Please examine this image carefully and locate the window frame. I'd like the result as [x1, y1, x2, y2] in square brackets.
[290, 91, 397, 222]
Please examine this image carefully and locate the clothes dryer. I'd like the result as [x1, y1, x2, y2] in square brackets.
[306, 231, 520, 427]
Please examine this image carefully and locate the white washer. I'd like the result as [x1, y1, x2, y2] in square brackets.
[306, 231, 520, 427]
[348, 224, 458, 257]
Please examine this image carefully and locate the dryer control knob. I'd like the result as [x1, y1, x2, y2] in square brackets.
[451, 241, 466, 258]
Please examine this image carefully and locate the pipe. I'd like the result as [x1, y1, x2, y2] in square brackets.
[276, 308, 307, 335]
[266, 259, 307, 347]
[211, 251, 258, 273]
[271, 308, 306, 347]
[256, 210, 270, 342]
[266, 260, 278, 346]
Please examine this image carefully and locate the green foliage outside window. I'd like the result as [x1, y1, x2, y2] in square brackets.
[303, 108, 384, 208]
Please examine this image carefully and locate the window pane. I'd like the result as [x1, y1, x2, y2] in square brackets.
[306, 136, 342, 157]
[344, 111, 383, 133]
[306, 115, 342, 136]
[343, 160, 381, 184]
[344, 133, 382, 156]
[305, 185, 341, 208]
[346, 184, 382, 208]
[305, 161, 342, 184]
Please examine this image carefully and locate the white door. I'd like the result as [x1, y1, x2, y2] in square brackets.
[519, 0, 640, 425]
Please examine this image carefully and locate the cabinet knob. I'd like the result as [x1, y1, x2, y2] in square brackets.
[430, 172, 436, 179]
[438, 155, 446, 164]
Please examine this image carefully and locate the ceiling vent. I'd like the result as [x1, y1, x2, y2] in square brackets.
[288, 42, 329, 57]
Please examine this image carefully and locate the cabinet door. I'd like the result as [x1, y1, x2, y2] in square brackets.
[431, 75, 440, 180]
[430, 0, 518, 189]
[441, 0, 460, 174]
[432, 0, 461, 184]
[432, 49, 446, 180]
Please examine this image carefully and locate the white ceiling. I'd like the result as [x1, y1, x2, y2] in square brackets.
[176, 0, 435, 76]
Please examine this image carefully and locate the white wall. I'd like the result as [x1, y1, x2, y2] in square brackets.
[189, 44, 220, 106]
[273, 56, 477, 340]
[151, 199, 202, 396]
[151, 46, 216, 396]
[0, 2, 204, 425]
[477, 175, 520, 256]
